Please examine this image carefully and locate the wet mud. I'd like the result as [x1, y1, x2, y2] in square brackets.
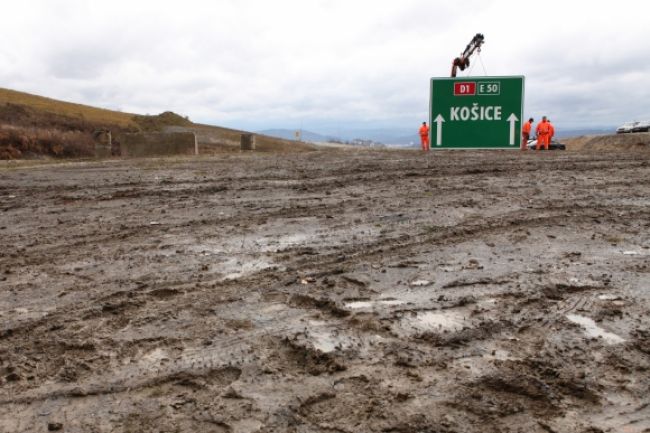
[1, 149, 650, 432]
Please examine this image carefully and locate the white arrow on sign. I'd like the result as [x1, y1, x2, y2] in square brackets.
[507, 113, 519, 146]
[434, 114, 445, 146]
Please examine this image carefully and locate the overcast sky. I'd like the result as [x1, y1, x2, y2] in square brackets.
[1, 0, 649, 134]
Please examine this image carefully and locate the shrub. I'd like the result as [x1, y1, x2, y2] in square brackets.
[0, 125, 95, 159]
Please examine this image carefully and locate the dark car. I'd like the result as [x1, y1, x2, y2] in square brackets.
[527, 139, 566, 150]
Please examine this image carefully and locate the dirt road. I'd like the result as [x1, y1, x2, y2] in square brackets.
[1, 149, 650, 432]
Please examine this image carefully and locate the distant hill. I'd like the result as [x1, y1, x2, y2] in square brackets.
[564, 132, 650, 151]
[0, 87, 314, 159]
[261, 127, 423, 147]
[382, 134, 419, 146]
[258, 129, 337, 143]
[334, 127, 619, 145]
[0, 87, 137, 128]
[262, 125, 621, 149]
[556, 127, 616, 139]
[339, 128, 416, 145]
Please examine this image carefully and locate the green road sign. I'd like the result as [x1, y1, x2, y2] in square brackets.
[429, 76, 524, 149]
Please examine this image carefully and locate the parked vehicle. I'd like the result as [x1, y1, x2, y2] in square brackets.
[617, 121, 639, 133]
[632, 120, 650, 132]
[527, 139, 566, 150]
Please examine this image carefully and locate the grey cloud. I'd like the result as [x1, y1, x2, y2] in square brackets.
[2, 0, 650, 132]
[48, 46, 120, 80]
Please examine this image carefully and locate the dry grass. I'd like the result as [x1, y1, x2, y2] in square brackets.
[133, 111, 193, 131]
[0, 87, 137, 128]
[0, 88, 140, 159]
[564, 133, 650, 151]
[0, 125, 95, 159]
[0, 87, 314, 159]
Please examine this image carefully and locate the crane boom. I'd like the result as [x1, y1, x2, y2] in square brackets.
[451, 33, 485, 78]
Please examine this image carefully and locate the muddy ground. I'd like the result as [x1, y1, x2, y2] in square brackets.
[1, 149, 650, 433]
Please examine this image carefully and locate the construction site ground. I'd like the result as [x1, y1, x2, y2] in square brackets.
[1, 148, 650, 433]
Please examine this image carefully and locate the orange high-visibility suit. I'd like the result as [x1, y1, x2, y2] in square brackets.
[548, 122, 555, 145]
[419, 123, 430, 151]
[536, 120, 551, 150]
[521, 121, 532, 150]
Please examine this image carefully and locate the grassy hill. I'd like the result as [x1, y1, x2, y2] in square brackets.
[0, 87, 314, 159]
[0, 88, 137, 128]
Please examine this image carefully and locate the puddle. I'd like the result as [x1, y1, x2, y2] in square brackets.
[188, 232, 318, 257]
[566, 314, 625, 345]
[302, 321, 375, 354]
[138, 348, 170, 367]
[222, 257, 276, 280]
[260, 303, 286, 314]
[186, 244, 221, 256]
[306, 321, 346, 353]
[567, 277, 601, 287]
[598, 294, 622, 301]
[410, 280, 433, 287]
[310, 331, 339, 353]
[622, 251, 641, 256]
[238, 233, 318, 253]
[344, 298, 406, 309]
[452, 348, 520, 376]
[403, 310, 467, 332]
[268, 233, 313, 250]
[478, 298, 498, 308]
[345, 301, 374, 309]
[379, 299, 406, 306]
[231, 420, 264, 433]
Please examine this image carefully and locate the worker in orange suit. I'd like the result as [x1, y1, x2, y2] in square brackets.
[419, 121, 430, 151]
[535, 116, 551, 150]
[548, 119, 555, 146]
[521, 117, 534, 151]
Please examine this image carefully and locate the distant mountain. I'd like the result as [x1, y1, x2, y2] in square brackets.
[260, 127, 423, 146]
[382, 134, 420, 146]
[370, 127, 619, 144]
[379, 127, 619, 143]
[326, 128, 417, 145]
[556, 127, 616, 138]
[258, 129, 337, 143]
[260, 125, 618, 148]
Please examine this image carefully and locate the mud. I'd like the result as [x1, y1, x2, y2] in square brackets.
[1, 149, 650, 432]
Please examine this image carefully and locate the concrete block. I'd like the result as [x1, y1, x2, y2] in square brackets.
[94, 144, 112, 159]
[118, 132, 198, 158]
[240, 133, 256, 151]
